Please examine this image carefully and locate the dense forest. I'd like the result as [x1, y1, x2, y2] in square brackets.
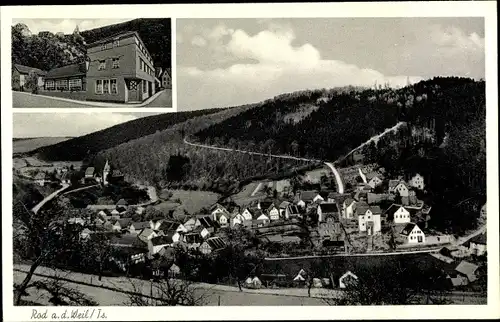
[12, 18, 171, 72]
[33, 109, 221, 161]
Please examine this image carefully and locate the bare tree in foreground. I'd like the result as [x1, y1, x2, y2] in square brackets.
[126, 277, 210, 306]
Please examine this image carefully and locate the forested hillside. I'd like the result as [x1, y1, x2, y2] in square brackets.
[33, 109, 221, 161]
[12, 18, 171, 72]
[194, 77, 484, 163]
[94, 103, 305, 193]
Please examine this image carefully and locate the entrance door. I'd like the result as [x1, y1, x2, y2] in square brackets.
[127, 80, 140, 102]
[417, 235, 423, 243]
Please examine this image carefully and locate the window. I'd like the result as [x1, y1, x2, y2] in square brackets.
[111, 79, 117, 94]
[139, 59, 143, 72]
[113, 39, 120, 47]
[45, 80, 55, 90]
[96, 80, 103, 94]
[112, 58, 120, 69]
[142, 80, 147, 93]
[103, 80, 110, 94]
[56, 79, 68, 90]
[98, 60, 106, 70]
[69, 78, 82, 91]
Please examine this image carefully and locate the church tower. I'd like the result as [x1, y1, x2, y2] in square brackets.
[103, 159, 111, 185]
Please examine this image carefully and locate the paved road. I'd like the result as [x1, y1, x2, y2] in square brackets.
[324, 162, 345, 193]
[14, 265, 327, 306]
[31, 183, 70, 214]
[13, 90, 172, 108]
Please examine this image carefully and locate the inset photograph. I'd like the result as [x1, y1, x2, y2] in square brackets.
[12, 18, 172, 108]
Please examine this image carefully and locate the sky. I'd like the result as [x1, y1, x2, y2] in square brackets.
[12, 18, 133, 35]
[177, 18, 485, 111]
[13, 112, 162, 138]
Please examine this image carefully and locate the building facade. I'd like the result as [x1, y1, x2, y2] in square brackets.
[161, 68, 172, 89]
[86, 31, 156, 103]
[12, 64, 47, 91]
[43, 63, 87, 92]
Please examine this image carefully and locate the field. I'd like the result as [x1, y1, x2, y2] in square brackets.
[157, 189, 220, 216]
[13, 156, 83, 178]
[13, 137, 72, 154]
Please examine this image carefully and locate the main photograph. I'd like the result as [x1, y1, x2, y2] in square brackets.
[13, 17, 486, 306]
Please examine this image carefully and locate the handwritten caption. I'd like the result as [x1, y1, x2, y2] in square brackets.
[31, 309, 107, 320]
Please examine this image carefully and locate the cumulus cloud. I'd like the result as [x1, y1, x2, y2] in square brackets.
[178, 23, 422, 111]
[13, 113, 137, 138]
[191, 35, 207, 47]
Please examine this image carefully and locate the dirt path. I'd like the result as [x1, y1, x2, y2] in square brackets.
[31, 183, 70, 214]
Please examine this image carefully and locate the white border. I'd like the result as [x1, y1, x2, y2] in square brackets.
[2, 2, 499, 321]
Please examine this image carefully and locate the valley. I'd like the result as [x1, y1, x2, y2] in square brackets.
[12, 77, 487, 306]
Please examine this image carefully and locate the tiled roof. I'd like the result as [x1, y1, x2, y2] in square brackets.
[116, 198, 128, 206]
[151, 234, 174, 246]
[115, 218, 132, 228]
[400, 223, 417, 236]
[355, 201, 370, 216]
[319, 203, 339, 213]
[131, 221, 150, 230]
[300, 191, 317, 201]
[197, 216, 220, 229]
[14, 64, 47, 75]
[384, 204, 405, 217]
[470, 233, 486, 245]
[158, 220, 181, 232]
[205, 237, 226, 250]
[370, 206, 382, 215]
[45, 63, 86, 79]
[455, 261, 479, 276]
[87, 31, 141, 48]
[279, 201, 291, 208]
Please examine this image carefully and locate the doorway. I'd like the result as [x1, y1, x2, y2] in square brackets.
[127, 79, 140, 102]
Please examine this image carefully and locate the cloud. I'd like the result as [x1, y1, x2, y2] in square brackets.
[12, 19, 132, 35]
[13, 113, 137, 138]
[178, 23, 422, 111]
[191, 35, 207, 47]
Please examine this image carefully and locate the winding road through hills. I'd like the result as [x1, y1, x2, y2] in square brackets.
[31, 183, 70, 214]
[183, 137, 345, 193]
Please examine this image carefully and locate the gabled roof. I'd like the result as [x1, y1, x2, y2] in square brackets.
[151, 234, 174, 246]
[344, 198, 355, 206]
[85, 167, 95, 176]
[115, 218, 132, 228]
[197, 216, 220, 229]
[158, 220, 181, 232]
[251, 209, 265, 220]
[369, 206, 382, 215]
[455, 261, 479, 276]
[87, 31, 148, 53]
[366, 172, 382, 180]
[116, 199, 128, 206]
[318, 203, 339, 213]
[259, 201, 274, 210]
[389, 180, 401, 189]
[318, 190, 334, 199]
[300, 191, 317, 202]
[384, 204, 406, 217]
[45, 63, 86, 79]
[210, 203, 227, 212]
[355, 201, 370, 216]
[204, 237, 226, 250]
[130, 221, 150, 230]
[279, 201, 291, 208]
[288, 205, 300, 214]
[470, 233, 487, 245]
[138, 228, 156, 239]
[400, 223, 418, 236]
[109, 234, 144, 247]
[161, 68, 172, 80]
[14, 64, 47, 75]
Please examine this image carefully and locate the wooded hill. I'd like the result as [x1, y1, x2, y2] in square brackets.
[33, 109, 221, 161]
[12, 18, 171, 72]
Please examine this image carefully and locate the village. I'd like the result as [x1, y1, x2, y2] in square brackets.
[18, 154, 487, 293]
